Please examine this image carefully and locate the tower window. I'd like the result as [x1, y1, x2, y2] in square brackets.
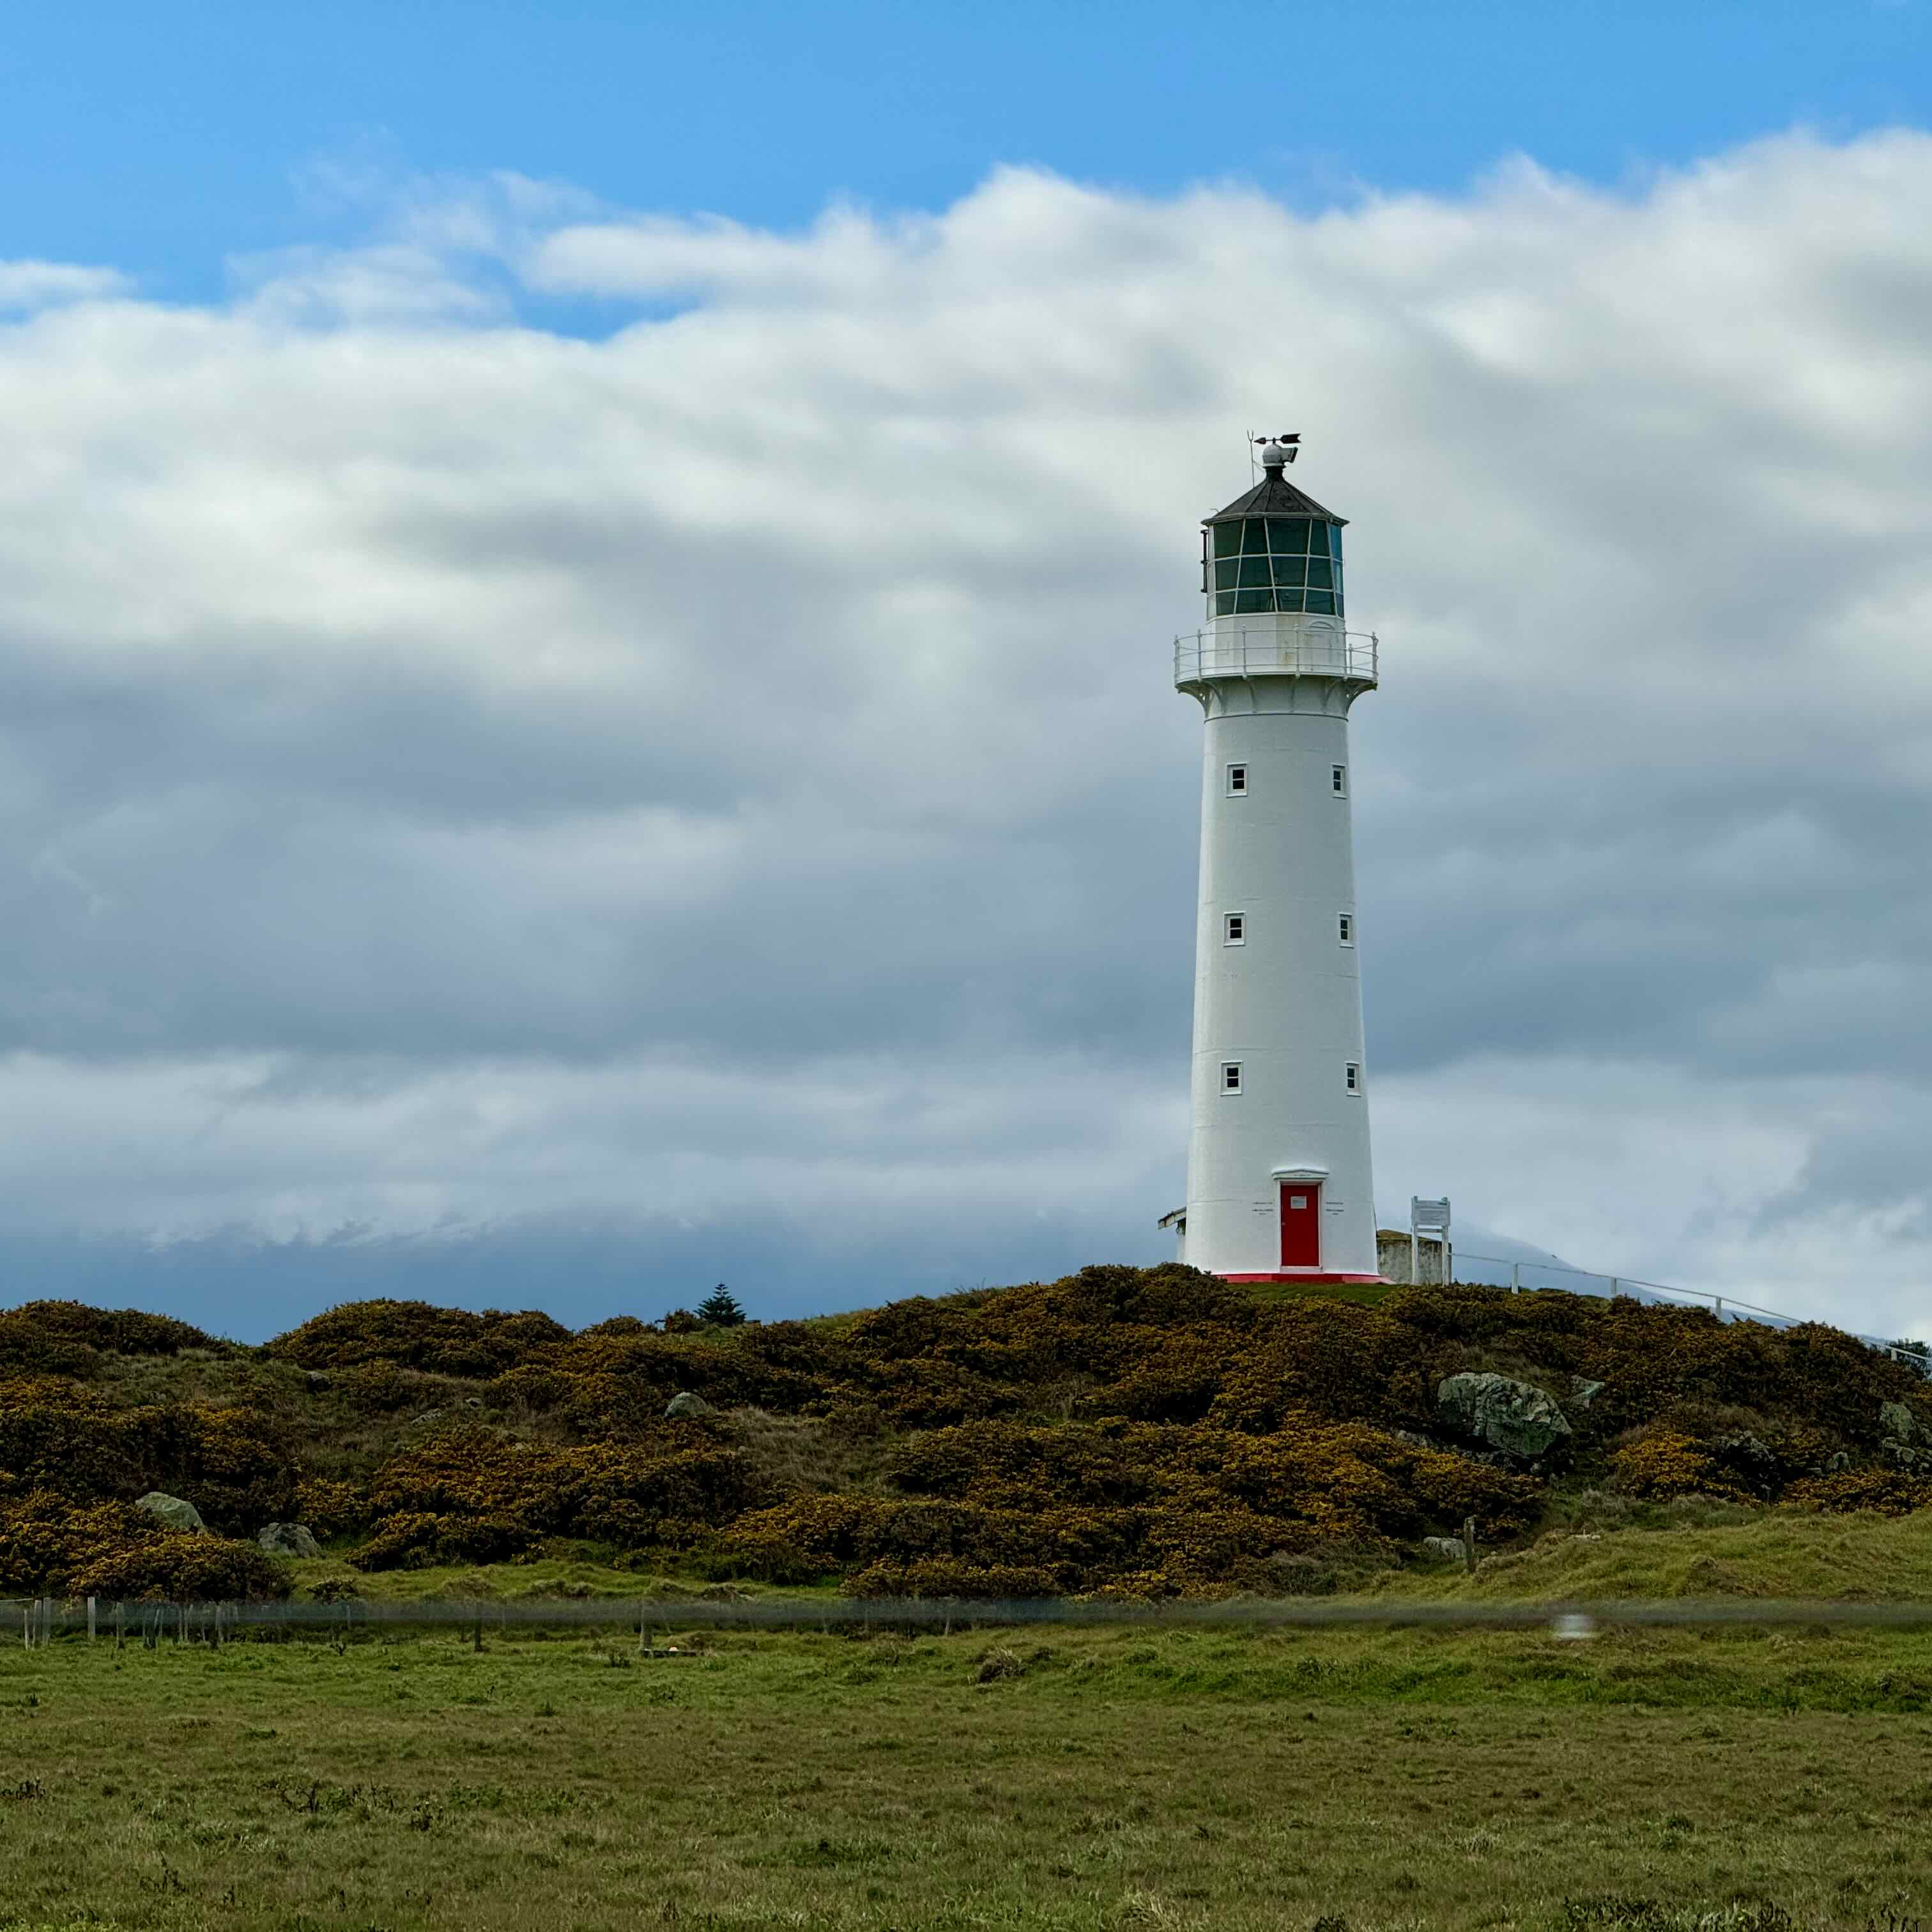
[1225, 763, 1247, 795]
[1209, 517, 1344, 617]
[1221, 1062, 1243, 1094]
[1345, 1062, 1361, 1094]
[1331, 765, 1347, 795]
[1338, 913, 1354, 946]
[1223, 913, 1246, 946]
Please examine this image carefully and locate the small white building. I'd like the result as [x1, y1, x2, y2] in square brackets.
[1167, 439, 1381, 1284]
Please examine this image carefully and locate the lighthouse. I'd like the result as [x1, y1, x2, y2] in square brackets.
[1168, 436, 1381, 1284]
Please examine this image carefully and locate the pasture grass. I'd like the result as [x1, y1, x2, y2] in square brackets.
[1378, 1512, 1932, 1604]
[3, 1617, 1932, 1928]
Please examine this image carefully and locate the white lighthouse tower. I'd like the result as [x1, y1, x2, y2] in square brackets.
[1169, 436, 1381, 1284]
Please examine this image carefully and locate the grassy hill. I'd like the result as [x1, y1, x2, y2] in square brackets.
[1, 1264, 1929, 1602]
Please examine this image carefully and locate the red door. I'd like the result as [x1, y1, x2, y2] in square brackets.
[1280, 1183, 1322, 1268]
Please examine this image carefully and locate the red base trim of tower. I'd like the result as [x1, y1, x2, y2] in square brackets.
[1220, 1271, 1385, 1285]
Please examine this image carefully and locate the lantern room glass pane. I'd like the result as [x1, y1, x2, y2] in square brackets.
[1238, 556, 1272, 588]
[1234, 588, 1272, 613]
[1214, 558, 1239, 590]
[1241, 519, 1270, 554]
[1306, 590, 1337, 615]
[1213, 522, 1241, 558]
[1266, 518, 1305, 554]
[1272, 555, 1307, 588]
[1327, 525, 1343, 560]
[1307, 556, 1333, 590]
[1275, 589, 1306, 612]
[1214, 590, 1237, 615]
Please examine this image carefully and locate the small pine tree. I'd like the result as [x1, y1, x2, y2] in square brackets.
[696, 1284, 747, 1328]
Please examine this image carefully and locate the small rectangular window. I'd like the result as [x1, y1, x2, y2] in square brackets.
[1223, 912, 1245, 946]
[1345, 1062, 1361, 1094]
[1338, 913, 1354, 946]
[1221, 1061, 1243, 1094]
[1225, 763, 1246, 795]
[1331, 764, 1347, 795]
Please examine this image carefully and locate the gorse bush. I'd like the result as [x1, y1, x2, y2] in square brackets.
[0, 1491, 288, 1600]
[267, 1300, 572, 1377]
[348, 1429, 775, 1570]
[10, 1300, 217, 1358]
[0, 1264, 1924, 1596]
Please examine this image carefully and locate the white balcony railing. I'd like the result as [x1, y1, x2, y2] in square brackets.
[1174, 627, 1379, 687]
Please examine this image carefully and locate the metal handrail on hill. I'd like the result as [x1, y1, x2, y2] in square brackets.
[1455, 1250, 1931, 1377]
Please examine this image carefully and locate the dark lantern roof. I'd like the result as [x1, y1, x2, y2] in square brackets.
[1204, 470, 1346, 526]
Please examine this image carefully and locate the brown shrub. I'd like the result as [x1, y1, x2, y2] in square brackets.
[294, 1476, 370, 1538]
[0, 1490, 288, 1598]
[348, 1510, 538, 1570]
[69, 1531, 290, 1601]
[366, 1430, 772, 1549]
[1783, 1469, 1932, 1515]
[265, 1300, 571, 1377]
[842, 1559, 1062, 1599]
[10, 1301, 218, 1357]
[1608, 1429, 1750, 1503]
[0, 1316, 98, 1380]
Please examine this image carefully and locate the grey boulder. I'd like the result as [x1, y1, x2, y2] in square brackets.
[1880, 1400, 1924, 1444]
[257, 1522, 321, 1559]
[1436, 1373, 1572, 1459]
[135, 1491, 207, 1533]
[664, 1390, 713, 1418]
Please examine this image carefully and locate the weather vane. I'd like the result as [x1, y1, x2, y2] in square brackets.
[1251, 432, 1301, 464]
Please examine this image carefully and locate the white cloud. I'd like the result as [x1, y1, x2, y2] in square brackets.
[0, 261, 128, 310]
[1, 132, 1931, 1332]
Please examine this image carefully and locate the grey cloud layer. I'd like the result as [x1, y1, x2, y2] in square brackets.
[0, 136, 1928, 1331]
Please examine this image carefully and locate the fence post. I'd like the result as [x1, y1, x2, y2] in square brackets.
[1511, 1262, 1521, 1294]
[1462, 1517, 1477, 1575]
[1609, 1277, 1620, 1298]
[88, 1596, 96, 1643]
[1713, 1296, 1724, 1322]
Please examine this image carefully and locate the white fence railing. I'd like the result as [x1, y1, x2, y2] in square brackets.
[1455, 1250, 1930, 1377]
[1174, 627, 1379, 686]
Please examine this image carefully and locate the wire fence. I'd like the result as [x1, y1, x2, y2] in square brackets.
[1455, 1251, 1931, 1378]
[12, 1592, 1932, 1646]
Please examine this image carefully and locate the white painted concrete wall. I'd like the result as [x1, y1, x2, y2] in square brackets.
[1177, 612, 1377, 1278]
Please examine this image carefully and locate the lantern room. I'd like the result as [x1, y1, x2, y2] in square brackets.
[1200, 444, 1349, 621]
[1206, 514, 1344, 618]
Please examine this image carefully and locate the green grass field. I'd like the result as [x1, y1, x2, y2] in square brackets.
[4, 1611, 1932, 1931]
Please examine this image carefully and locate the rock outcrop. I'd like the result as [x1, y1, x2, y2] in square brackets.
[1880, 1400, 1928, 1470]
[256, 1522, 321, 1559]
[664, 1390, 712, 1418]
[134, 1491, 206, 1533]
[1436, 1373, 1572, 1459]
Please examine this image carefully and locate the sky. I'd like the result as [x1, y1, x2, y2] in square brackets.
[1, 3, 1930, 1341]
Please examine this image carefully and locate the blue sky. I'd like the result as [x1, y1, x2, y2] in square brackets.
[7, 2, 1928, 303]
[3, 5, 1931, 1339]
